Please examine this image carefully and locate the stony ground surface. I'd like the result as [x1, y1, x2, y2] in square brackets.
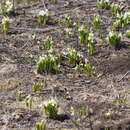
[0, 0, 130, 130]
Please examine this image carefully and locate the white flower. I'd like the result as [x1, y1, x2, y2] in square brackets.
[78, 25, 84, 32]
[39, 55, 46, 62]
[2, 17, 10, 24]
[5, 0, 13, 12]
[124, 11, 130, 19]
[44, 99, 57, 107]
[109, 31, 113, 37]
[38, 9, 49, 17]
[88, 32, 94, 41]
[119, 33, 122, 38]
[65, 28, 72, 35]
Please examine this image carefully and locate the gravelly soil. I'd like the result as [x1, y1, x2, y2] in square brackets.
[0, 0, 130, 130]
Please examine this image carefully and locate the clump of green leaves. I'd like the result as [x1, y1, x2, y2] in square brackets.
[32, 79, 47, 92]
[25, 95, 33, 110]
[125, 30, 130, 38]
[32, 83, 43, 92]
[87, 32, 96, 55]
[78, 26, 96, 55]
[124, 11, 130, 25]
[93, 15, 102, 29]
[43, 99, 59, 118]
[108, 31, 121, 48]
[1, 17, 10, 34]
[97, 0, 110, 9]
[113, 19, 123, 29]
[64, 15, 71, 28]
[113, 12, 130, 29]
[35, 121, 46, 130]
[0, 0, 13, 14]
[111, 3, 123, 16]
[78, 25, 88, 44]
[16, 89, 25, 101]
[37, 9, 49, 24]
[65, 28, 72, 37]
[43, 36, 53, 50]
[105, 109, 115, 120]
[37, 55, 60, 74]
[73, 18, 80, 32]
[75, 63, 84, 73]
[115, 93, 127, 107]
[68, 49, 81, 66]
[85, 63, 96, 76]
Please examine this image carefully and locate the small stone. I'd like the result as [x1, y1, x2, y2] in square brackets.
[86, 80, 91, 84]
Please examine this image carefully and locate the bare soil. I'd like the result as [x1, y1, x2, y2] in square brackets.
[0, 0, 130, 130]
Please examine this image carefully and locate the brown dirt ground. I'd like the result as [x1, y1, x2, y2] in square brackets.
[0, 0, 130, 130]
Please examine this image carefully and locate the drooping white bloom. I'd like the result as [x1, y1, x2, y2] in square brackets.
[2, 17, 10, 24]
[78, 25, 85, 32]
[109, 31, 113, 37]
[38, 9, 49, 17]
[43, 98, 57, 107]
[124, 11, 130, 19]
[5, 0, 13, 12]
[88, 32, 94, 41]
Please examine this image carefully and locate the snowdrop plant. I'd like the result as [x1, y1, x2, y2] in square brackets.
[78, 25, 88, 44]
[87, 32, 96, 56]
[35, 121, 46, 130]
[65, 28, 72, 37]
[93, 15, 102, 29]
[115, 93, 127, 107]
[75, 63, 84, 73]
[113, 18, 123, 29]
[25, 95, 33, 110]
[111, 3, 123, 16]
[64, 15, 71, 28]
[125, 30, 130, 38]
[43, 99, 59, 118]
[113, 12, 130, 29]
[68, 49, 81, 66]
[87, 43, 95, 56]
[108, 31, 121, 48]
[37, 9, 49, 24]
[73, 18, 80, 32]
[123, 11, 130, 25]
[44, 36, 53, 50]
[97, 0, 110, 9]
[85, 63, 96, 76]
[0, 0, 13, 14]
[105, 109, 115, 120]
[32, 83, 43, 92]
[1, 17, 10, 34]
[37, 55, 60, 73]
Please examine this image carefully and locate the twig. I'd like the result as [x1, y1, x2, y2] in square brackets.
[117, 71, 130, 82]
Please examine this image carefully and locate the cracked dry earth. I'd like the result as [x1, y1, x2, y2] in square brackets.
[0, 0, 130, 130]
